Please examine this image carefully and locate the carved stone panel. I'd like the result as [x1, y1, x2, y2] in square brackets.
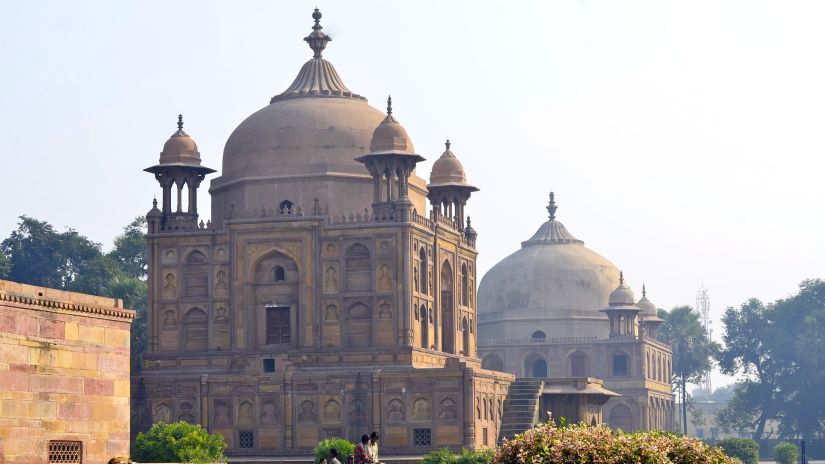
[323, 263, 339, 294]
[214, 267, 229, 296]
[376, 263, 393, 292]
[386, 398, 405, 423]
[162, 271, 177, 299]
[162, 248, 177, 265]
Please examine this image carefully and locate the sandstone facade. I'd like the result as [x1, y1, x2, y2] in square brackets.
[0, 280, 135, 464]
[133, 9, 512, 456]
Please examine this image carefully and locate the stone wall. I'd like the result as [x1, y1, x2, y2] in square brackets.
[0, 280, 135, 464]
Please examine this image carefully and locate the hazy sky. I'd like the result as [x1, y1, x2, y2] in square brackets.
[2, 1, 824, 386]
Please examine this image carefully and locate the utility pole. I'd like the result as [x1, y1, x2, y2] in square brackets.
[696, 285, 712, 396]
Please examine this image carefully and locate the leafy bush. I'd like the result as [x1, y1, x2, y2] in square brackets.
[133, 421, 226, 464]
[774, 442, 799, 464]
[421, 448, 494, 464]
[493, 421, 737, 464]
[716, 437, 759, 464]
[314, 437, 355, 464]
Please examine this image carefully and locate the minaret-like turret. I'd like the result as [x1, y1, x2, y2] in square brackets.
[637, 284, 664, 339]
[602, 271, 643, 338]
[144, 115, 215, 232]
[355, 96, 425, 221]
[427, 139, 479, 231]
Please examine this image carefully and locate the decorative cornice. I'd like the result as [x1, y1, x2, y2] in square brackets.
[0, 291, 136, 321]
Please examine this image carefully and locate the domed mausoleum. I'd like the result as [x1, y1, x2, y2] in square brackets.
[478, 193, 675, 433]
[209, 9, 427, 226]
[136, 9, 511, 456]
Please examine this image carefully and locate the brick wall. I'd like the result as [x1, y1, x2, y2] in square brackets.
[0, 280, 135, 464]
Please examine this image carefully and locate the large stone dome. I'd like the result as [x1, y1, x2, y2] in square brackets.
[209, 9, 426, 224]
[477, 193, 620, 340]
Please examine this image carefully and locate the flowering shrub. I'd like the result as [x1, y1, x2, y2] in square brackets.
[493, 421, 737, 464]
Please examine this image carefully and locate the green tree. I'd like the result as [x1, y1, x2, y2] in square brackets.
[133, 421, 226, 464]
[659, 305, 718, 434]
[0, 250, 10, 278]
[717, 281, 825, 442]
[1, 216, 102, 289]
[716, 298, 780, 440]
[108, 217, 148, 278]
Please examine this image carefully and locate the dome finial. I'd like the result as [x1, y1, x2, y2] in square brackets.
[386, 95, 392, 115]
[177, 114, 184, 131]
[152, 197, 158, 208]
[445, 139, 451, 150]
[642, 283, 646, 297]
[547, 191, 558, 220]
[619, 270, 624, 286]
[304, 8, 331, 59]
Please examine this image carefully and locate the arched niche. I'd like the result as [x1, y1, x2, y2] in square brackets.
[253, 250, 299, 348]
[182, 307, 208, 352]
[346, 303, 372, 348]
[481, 354, 504, 372]
[569, 351, 589, 377]
[608, 403, 633, 431]
[345, 243, 372, 292]
[183, 250, 208, 297]
[440, 261, 455, 354]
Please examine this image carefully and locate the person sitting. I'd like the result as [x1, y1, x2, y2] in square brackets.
[328, 448, 342, 464]
[367, 431, 382, 464]
[354, 434, 372, 464]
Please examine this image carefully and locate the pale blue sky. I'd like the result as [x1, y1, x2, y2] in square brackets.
[3, 1, 825, 386]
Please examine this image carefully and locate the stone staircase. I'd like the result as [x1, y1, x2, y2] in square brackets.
[498, 378, 544, 442]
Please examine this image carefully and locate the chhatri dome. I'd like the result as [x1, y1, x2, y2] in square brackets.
[209, 9, 427, 224]
[477, 193, 621, 339]
[157, 115, 204, 167]
[429, 139, 469, 187]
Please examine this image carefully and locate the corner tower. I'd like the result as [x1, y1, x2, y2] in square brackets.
[145, 115, 215, 232]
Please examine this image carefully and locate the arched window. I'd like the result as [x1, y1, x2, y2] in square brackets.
[612, 353, 629, 377]
[570, 352, 588, 377]
[419, 248, 428, 295]
[525, 354, 547, 378]
[345, 244, 372, 292]
[531, 330, 546, 341]
[483, 397, 488, 420]
[460, 263, 469, 306]
[183, 251, 208, 297]
[461, 316, 470, 356]
[279, 200, 294, 213]
[440, 261, 455, 354]
[182, 308, 208, 351]
[420, 305, 429, 349]
[609, 404, 633, 431]
[346, 303, 372, 348]
[481, 354, 504, 372]
[532, 358, 548, 378]
[272, 265, 285, 282]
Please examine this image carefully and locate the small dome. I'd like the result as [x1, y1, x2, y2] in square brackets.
[608, 272, 637, 307]
[369, 97, 415, 154]
[636, 285, 658, 316]
[429, 140, 468, 186]
[159, 115, 202, 166]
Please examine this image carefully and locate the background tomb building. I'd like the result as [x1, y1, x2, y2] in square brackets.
[134, 9, 512, 455]
[477, 193, 675, 434]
